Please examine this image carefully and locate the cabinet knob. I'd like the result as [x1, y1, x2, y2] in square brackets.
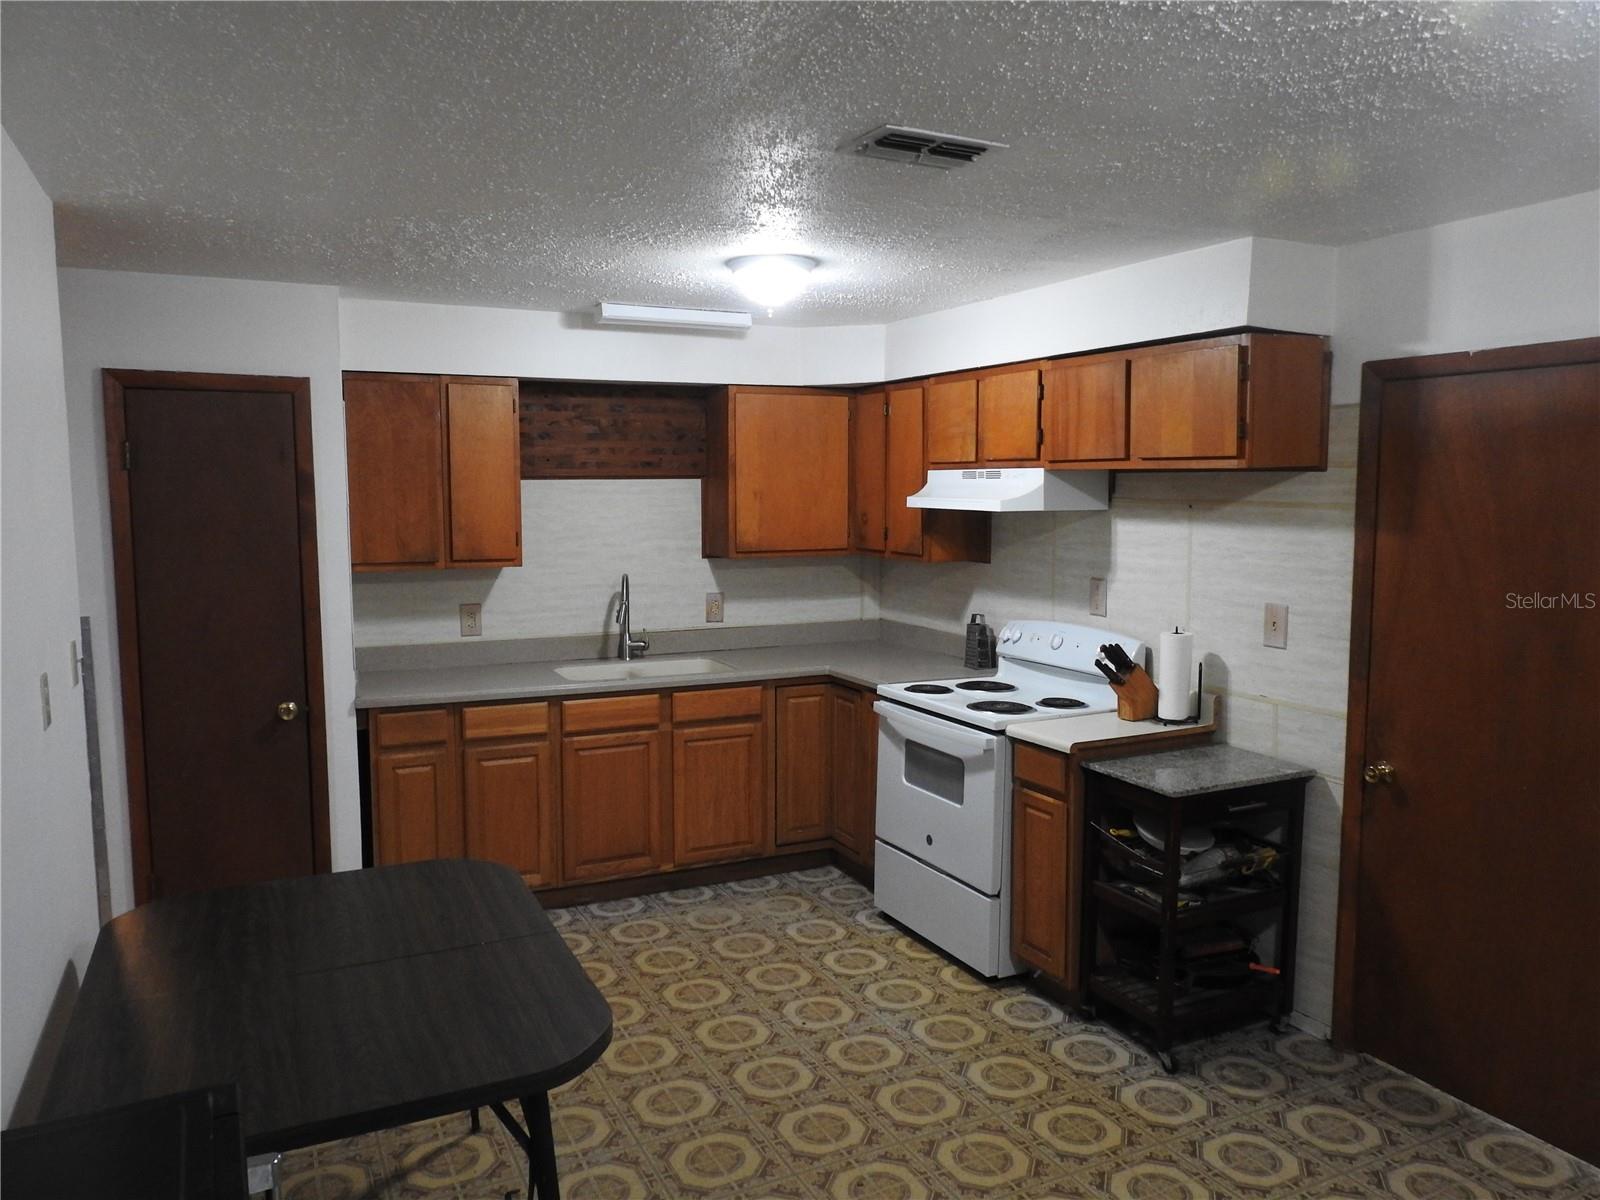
[277, 701, 301, 722]
[1362, 760, 1395, 785]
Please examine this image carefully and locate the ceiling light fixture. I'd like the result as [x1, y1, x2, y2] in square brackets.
[726, 254, 819, 310]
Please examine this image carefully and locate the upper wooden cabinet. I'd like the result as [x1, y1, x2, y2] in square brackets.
[978, 367, 1042, 463]
[345, 372, 522, 571]
[1041, 334, 1329, 471]
[850, 385, 990, 564]
[925, 378, 978, 465]
[703, 387, 853, 557]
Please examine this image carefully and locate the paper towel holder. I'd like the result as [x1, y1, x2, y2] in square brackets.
[1154, 660, 1204, 726]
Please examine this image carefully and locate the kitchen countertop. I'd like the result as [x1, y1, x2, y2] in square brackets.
[356, 639, 979, 709]
[1006, 695, 1218, 754]
[1082, 741, 1312, 796]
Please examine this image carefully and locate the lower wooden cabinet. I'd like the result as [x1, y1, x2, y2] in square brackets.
[673, 719, 767, 865]
[462, 739, 557, 887]
[1011, 784, 1072, 981]
[775, 685, 833, 844]
[561, 728, 666, 882]
[829, 685, 877, 867]
[371, 708, 461, 864]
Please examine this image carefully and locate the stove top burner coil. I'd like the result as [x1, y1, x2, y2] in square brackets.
[967, 700, 1035, 715]
[905, 684, 955, 694]
[957, 680, 1017, 693]
[1037, 697, 1089, 709]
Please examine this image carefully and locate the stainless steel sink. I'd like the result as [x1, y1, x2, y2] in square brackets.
[553, 657, 733, 683]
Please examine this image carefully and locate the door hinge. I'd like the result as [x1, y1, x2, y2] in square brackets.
[1238, 350, 1250, 384]
[883, 401, 889, 416]
[1237, 415, 1249, 440]
[883, 525, 889, 541]
[122, 441, 133, 471]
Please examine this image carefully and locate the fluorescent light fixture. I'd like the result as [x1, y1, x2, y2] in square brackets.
[596, 301, 753, 331]
[726, 254, 819, 309]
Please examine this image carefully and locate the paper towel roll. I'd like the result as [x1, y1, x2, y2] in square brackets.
[1156, 629, 1194, 721]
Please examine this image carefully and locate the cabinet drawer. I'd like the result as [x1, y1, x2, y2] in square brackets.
[562, 693, 662, 734]
[372, 707, 452, 748]
[1014, 742, 1069, 794]
[462, 700, 549, 741]
[671, 686, 763, 724]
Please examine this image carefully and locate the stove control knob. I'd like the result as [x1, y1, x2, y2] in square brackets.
[1050, 634, 1065, 650]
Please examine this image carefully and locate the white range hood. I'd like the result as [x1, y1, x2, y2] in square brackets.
[907, 468, 1109, 513]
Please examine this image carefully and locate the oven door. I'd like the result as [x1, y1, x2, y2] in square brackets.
[873, 700, 1010, 896]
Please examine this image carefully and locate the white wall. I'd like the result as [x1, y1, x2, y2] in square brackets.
[56, 270, 362, 902]
[1, 131, 101, 1121]
[340, 297, 885, 384]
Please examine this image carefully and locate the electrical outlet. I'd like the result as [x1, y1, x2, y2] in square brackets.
[1089, 577, 1107, 617]
[459, 603, 483, 637]
[1264, 602, 1289, 649]
[705, 592, 724, 623]
[40, 673, 51, 730]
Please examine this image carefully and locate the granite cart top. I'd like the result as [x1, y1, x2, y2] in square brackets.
[1083, 743, 1315, 796]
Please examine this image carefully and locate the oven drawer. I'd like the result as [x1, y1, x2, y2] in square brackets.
[873, 700, 1009, 895]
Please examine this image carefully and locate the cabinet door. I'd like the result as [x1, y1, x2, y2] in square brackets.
[733, 391, 851, 553]
[562, 730, 665, 881]
[885, 387, 926, 557]
[445, 377, 522, 565]
[345, 374, 444, 569]
[673, 720, 766, 865]
[373, 744, 458, 865]
[851, 391, 888, 552]
[1043, 359, 1128, 463]
[978, 368, 1041, 463]
[463, 738, 558, 886]
[829, 687, 876, 864]
[1011, 786, 1070, 980]
[1129, 344, 1243, 460]
[925, 378, 978, 465]
[774, 685, 832, 844]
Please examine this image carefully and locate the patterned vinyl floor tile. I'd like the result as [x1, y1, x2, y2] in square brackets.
[278, 868, 1596, 1200]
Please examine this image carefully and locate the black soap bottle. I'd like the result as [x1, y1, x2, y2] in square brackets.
[964, 612, 997, 670]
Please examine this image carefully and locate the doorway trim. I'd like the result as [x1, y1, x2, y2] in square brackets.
[103, 369, 332, 904]
[1333, 336, 1600, 1044]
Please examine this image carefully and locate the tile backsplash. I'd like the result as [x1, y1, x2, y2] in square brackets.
[352, 409, 1358, 1032]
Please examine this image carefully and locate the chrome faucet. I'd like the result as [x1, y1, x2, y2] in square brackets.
[617, 573, 649, 661]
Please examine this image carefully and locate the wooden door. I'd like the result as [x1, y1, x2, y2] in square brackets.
[925, 378, 978, 464]
[463, 739, 557, 886]
[344, 373, 444, 569]
[851, 391, 888, 552]
[1341, 340, 1600, 1162]
[1011, 786, 1070, 980]
[885, 387, 926, 557]
[106, 371, 329, 901]
[774, 685, 832, 843]
[732, 391, 851, 553]
[977, 368, 1041, 463]
[562, 729, 665, 881]
[673, 720, 766, 865]
[1129, 344, 1243, 460]
[445, 377, 522, 565]
[1043, 359, 1128, 462]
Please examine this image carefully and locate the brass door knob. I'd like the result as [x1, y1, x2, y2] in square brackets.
[1363, 760, 1395, 784]
[276, 701, 301, 722]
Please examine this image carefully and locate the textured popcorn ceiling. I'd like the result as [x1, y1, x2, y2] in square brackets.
[3, 2, 1596, 325]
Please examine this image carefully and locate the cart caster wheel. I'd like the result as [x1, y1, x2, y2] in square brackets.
[1158, 1051, 1179, 1075]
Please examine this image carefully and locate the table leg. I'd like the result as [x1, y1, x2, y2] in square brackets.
[521, 1093, 560, 1199]
[470, 1107, 481, 1134]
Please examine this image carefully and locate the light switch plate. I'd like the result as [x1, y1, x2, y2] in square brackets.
[459, 603, 483, 637]
[1264, 603, 1289, 649]
[1089, 577, 1107, 617]
[705, 592, 724, 623]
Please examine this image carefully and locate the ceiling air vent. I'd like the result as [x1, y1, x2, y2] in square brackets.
[844, 124, 1006, 169]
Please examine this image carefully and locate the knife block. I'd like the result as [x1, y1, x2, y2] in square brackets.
[1112, 665, 1159, 721]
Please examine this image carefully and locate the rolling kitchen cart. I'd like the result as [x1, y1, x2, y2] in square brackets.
[1079, 745, 1312, 1072]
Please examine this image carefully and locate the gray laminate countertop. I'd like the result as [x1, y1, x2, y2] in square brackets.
[1082, 744, 1315, 797]
[356, 639, 977, 709]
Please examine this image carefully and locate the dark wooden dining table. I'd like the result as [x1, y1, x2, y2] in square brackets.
[38, 859, 613, 1198]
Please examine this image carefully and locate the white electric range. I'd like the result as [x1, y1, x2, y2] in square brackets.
[873, 620, 1144, 978]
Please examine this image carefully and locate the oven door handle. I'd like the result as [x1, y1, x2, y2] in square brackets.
[873, 700, 999, 762]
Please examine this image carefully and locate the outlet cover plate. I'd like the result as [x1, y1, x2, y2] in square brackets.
[705, 592, 724, 623]
[1264, 603, 1289, 649]
[460, 603, 483, 637]
[1089, 577, 1107, 617]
